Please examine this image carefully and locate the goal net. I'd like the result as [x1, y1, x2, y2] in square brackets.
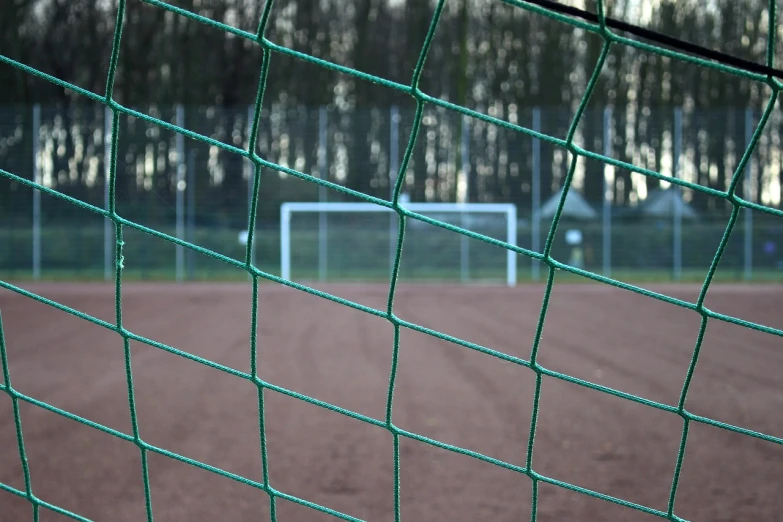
[280, 202, 517, 286]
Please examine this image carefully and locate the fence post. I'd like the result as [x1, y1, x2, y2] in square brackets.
[318, 105, 328, 282]
[187, 149, 196, 280]
[280, 204, 291, 281]
[175, 104, 185, 282]
[673, 107, 683, 281]
[460, 114, 470, 282]
[744, 107, 754, 280]
[104, 105, 112, 281]
[32, 104, 41, 280]
[531, 107, 541, 281]
[389, 106, 400, 273]
[602, 106, 612, 277]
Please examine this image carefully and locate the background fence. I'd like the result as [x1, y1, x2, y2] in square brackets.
[2, 104, 782, 283]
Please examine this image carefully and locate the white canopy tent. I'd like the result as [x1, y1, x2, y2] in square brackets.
[536, 188, 598, 220]
[638, 189, 698, 219]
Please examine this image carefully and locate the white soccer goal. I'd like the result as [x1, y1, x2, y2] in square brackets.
[280, 201, 518, 286]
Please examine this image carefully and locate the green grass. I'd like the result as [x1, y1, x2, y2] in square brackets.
[2, 267, 781, 285]
[2, 223, 783, 285]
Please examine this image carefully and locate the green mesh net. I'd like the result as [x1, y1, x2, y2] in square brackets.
[2, 1, 783, 521]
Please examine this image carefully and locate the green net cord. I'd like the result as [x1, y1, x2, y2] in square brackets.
[1, 1, 782, 521]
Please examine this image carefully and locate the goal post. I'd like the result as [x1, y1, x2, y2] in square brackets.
[280, 201, 518, 286]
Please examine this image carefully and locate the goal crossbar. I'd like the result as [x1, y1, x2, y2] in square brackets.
[280, 201, 518, 286]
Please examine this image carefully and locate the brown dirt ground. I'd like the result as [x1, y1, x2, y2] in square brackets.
[0, 281, 781, 522]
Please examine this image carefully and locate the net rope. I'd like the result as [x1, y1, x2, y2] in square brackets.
[1, 1, 782, 521]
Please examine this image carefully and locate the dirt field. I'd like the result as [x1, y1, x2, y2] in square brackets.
[0, 281, 781, 522]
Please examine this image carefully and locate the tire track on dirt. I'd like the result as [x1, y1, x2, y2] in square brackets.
[393, 294, 532, 467]
[127, 295, 263, 489]
[2, 284, 781, 522]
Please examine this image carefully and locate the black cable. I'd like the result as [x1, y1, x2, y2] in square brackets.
[516, 0, 783, 80]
